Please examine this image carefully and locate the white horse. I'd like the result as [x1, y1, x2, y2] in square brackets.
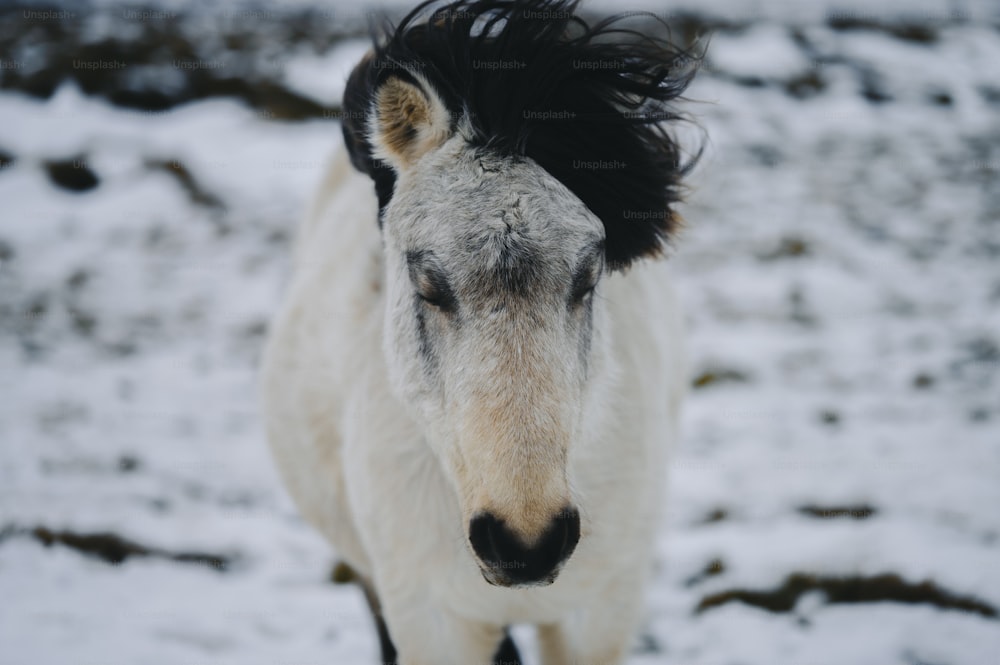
[261, 1, 697, 663]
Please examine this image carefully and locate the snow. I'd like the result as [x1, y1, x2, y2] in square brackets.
[20, 0, 1000, 22]
[706, 24, 812, 79]
[1, 3, 999, 665]
[281, 39, 373, 106]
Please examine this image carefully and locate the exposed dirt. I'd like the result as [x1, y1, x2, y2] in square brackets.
[697, 573, 998, 618]
[0, 526, 236, 572]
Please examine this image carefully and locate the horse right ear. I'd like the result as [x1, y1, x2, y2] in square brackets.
[367, 72, 453, 173]
[342, 56, 454, 216]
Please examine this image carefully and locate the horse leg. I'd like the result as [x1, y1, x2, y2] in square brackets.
[375, 593, 508, 665]
[493, 628, 521, 665]
[538, 619, 631, 665]
[537, 572, 645, 665]
[361, 576, 517, 665]
[358, 576, 398, 665]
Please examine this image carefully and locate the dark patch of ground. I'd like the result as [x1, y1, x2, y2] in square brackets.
[825, 15, 940, 44]
[145, 158, 225, 209]
[692, 367, 751, 389]
[697, 573, 998, 618]
[798, 505, 877, 520]
[685, 558, 727, 587]
[0, 148, 14, 170]
[44, 157, 100, 192]
[0, 2, 347, 119]
[0, 525, 235, 572]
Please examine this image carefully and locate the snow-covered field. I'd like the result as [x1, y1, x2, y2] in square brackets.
[1, 2, 998, 664]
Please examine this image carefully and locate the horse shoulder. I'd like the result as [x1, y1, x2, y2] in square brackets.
[260, 145, 383, 574]
[582, 260, 686, 539]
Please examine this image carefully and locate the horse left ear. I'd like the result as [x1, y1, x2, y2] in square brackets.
[368, 73, 452, 172]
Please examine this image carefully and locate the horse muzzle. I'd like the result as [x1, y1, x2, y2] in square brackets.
[468, 506, 580, 587]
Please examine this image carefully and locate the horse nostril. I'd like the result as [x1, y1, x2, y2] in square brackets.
[468, 512, 500, 564]
[557, 507, 581, 562]
[469, 507, 580, 585]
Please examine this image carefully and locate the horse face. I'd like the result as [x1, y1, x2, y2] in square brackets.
[336, 0, 699, 591]
[369, 78, 609, 585]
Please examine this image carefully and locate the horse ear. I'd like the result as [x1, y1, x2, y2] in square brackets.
[368, 74, 452, 172]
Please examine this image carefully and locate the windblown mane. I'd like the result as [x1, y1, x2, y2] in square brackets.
[342, 0, 700, 269]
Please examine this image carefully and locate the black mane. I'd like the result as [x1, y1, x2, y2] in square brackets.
[342, 0, 700, 270]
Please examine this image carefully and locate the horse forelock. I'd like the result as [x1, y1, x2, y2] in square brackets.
[342, 0, 702, 270]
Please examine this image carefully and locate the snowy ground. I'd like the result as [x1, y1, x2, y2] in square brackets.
[1, 2, 999, 664]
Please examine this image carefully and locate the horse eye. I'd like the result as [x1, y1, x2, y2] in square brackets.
[569, 246, 603, 307]
[414, 279, 457, 313]
[571, 283, 596, 304]
[569, 268, 599, 305]
[417, 290, 453, 311]
[407, 251, 457, 313]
